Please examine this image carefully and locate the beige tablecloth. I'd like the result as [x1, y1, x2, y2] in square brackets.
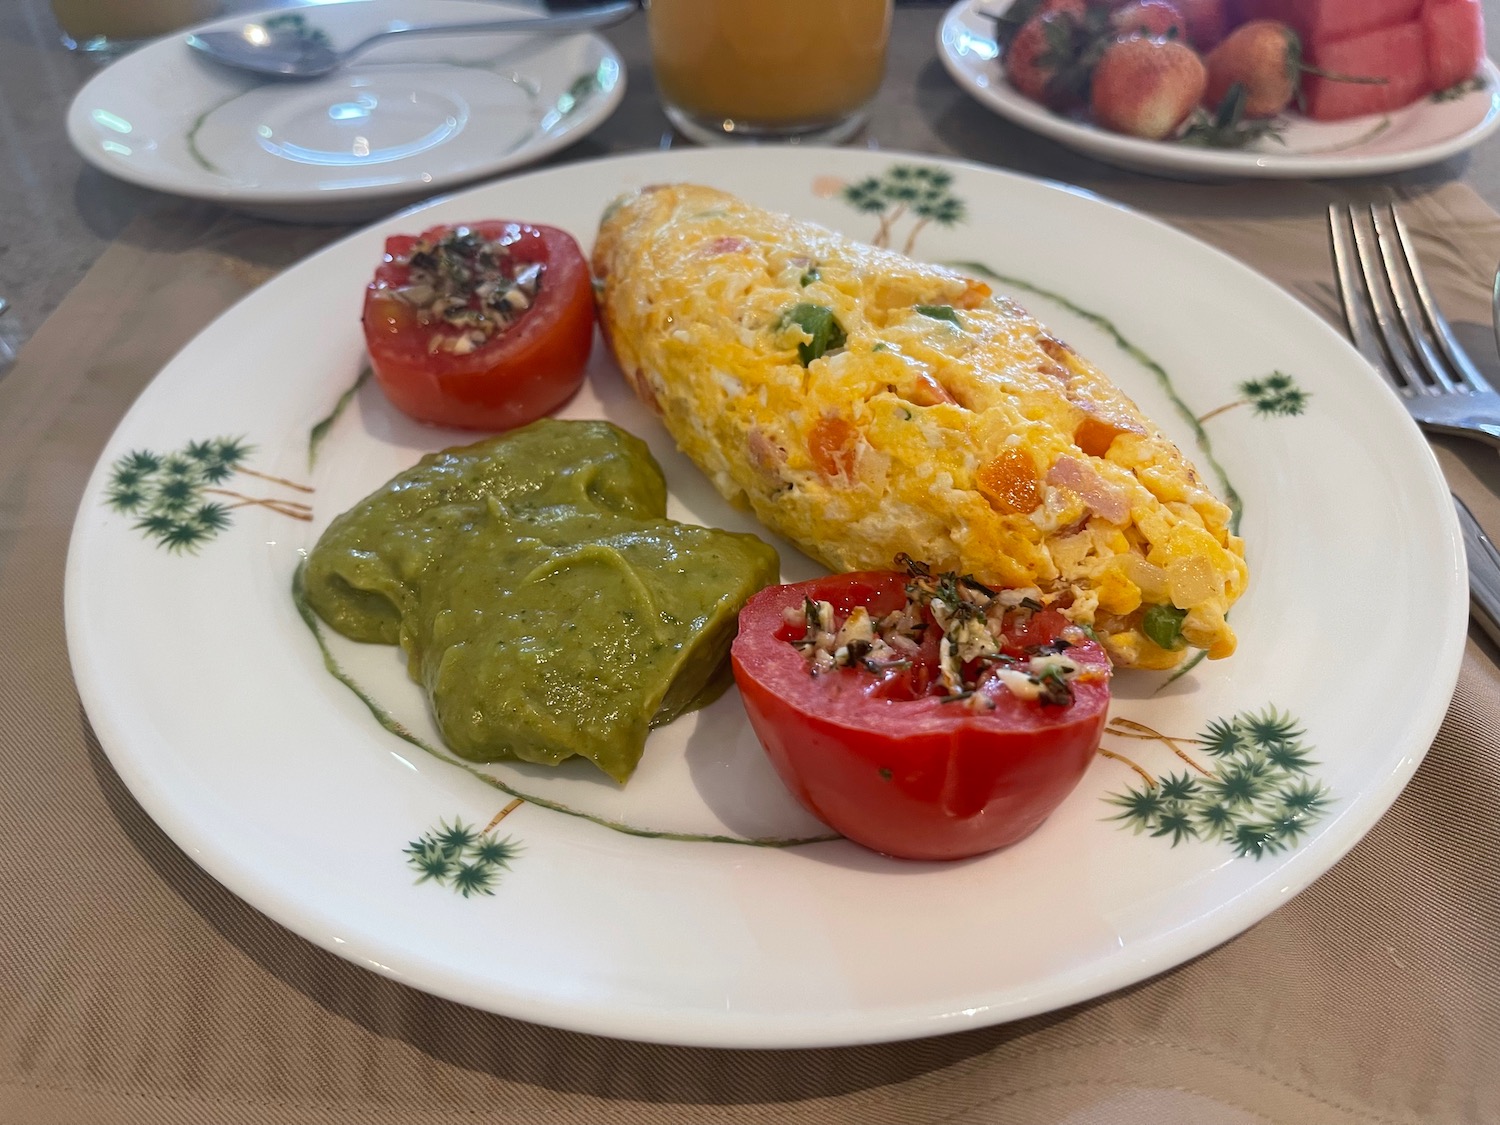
[1, 179, 1497, 1125]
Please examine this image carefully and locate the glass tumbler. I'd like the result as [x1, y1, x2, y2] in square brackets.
[52, 0, 218, 58]
[646, 0, 893, 145]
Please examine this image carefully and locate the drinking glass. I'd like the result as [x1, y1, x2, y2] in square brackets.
[52, 0, 218, 58]
[646, 0, 892, 145]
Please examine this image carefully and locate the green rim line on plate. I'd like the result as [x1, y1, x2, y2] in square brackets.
[309, 367, 371, 469]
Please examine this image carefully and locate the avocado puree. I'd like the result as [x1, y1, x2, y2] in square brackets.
[302, 419, 779, 783]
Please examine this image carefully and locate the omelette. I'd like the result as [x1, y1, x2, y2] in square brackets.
[592, 184, 1247, 670]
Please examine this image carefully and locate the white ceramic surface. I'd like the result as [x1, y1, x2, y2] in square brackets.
[65, 147, 1466, 1048]
[66, 0, 624, 221]
[940, 0, 1500, 179]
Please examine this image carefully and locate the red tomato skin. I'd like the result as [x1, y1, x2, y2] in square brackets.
[731, 573, 1111, 862]
[362, 222, 595, 431]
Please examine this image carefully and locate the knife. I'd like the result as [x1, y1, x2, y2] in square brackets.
[1455, 493, 1500, 648]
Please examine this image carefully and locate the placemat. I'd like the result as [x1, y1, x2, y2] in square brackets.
[1, 181, 1496, 1125]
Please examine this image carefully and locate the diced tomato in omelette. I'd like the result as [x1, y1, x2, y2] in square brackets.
[591, 184, 1248, 671]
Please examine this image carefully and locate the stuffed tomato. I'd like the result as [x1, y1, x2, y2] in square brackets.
[731, 565, 1111, 861]
[362, 221, 594, 430]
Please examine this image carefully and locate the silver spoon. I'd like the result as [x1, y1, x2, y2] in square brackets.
[1492, 262, 1500, 361]
[186, 1, 637, 80]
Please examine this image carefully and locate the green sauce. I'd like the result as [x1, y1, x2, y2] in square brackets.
[302, 419, 779, 783]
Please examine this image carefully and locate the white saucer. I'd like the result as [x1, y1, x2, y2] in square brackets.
[66, 0, 626, 221]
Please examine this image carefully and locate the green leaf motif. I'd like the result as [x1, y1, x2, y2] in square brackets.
[1151, 805, 1200, 845]
[1240, 372, 1310, 418]
[1206, 763, 1267, 807]
[102, 435, 306, 552]
[1274, 778, 1331, 816]
[435, 819, 478, 855]
[1102, 705, 1331, 861]
[1106, 783, 1166, 833]
[1195, 800, 1235, 835]
[1240, 705, 1304, 750]
[1156, 771, 1201, 802]
[157, 520, 212, 554]
[404, 817, 523, 897]
[1198, 717, 1246, 758]
[837, 164, 967, 253]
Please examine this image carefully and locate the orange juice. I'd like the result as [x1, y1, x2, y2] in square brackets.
[52, 0, 214, 42]
[648, 0, 891, 134]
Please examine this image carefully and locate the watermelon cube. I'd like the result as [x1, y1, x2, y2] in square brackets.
[1237, 0, 1422, 43]
[1424, 0, 1486, 93]
[1303, 21, 1430, 120]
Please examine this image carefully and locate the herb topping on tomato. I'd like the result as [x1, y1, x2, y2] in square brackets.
[394, 226, 546, 356]
[732, 560, 1112, 861]
[362, 221, 594, 431]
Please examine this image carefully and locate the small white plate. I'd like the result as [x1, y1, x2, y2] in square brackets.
[66, 147, 1465, 1048]
[940, 0, 1500, 179]
[66, 0, 625, 221]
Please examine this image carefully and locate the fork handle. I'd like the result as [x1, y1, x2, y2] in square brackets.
[1455, 494, 1500, 649]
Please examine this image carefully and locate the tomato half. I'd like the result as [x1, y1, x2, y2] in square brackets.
[731, 571, 1111, 861]
[362, 221, 595, 431]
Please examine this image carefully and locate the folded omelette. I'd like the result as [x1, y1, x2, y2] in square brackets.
[592, 184, 1247, 670]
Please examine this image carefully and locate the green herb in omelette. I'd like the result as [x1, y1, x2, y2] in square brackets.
[1143, 604, 1189, 651]
[781, 303, 847, 366]
[915, 304, 961, 326]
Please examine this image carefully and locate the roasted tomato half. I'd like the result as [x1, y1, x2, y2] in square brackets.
[731, 569, 1111, 861]
[362, 221, 594, 430]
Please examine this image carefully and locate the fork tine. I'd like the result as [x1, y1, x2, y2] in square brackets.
[1385, 205, 1497, 395]
[1329, 204, 1390, 372]
[1370, 204, 1459, 393]
[1340, 205, 1434, 396]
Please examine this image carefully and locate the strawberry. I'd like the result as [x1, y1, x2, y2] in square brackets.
[1203, 19, 1391, 119]
[1090, 35, 1208, 138]
[1202, 19, 1298, 116]
[1003, 10, 1106, 108]
[1111, 0, 1188, 41]
[1172, 0, 1229, 50]
[993, 0, 1088, 48]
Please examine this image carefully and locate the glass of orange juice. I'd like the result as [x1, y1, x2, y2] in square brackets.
[52, 0, 217, 57]
[647, 0, 892, 144]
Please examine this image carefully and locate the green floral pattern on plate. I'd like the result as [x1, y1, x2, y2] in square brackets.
[104, 437, 312, 551]
[405, 812, 523, 897]
[1103, 708, 1331, 858]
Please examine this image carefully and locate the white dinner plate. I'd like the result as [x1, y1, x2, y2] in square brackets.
[940, 0, 1500, 179]
[65, 147, 1466, 1048]
[66, 0, 624, 221]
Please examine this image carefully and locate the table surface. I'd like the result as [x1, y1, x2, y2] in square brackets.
[4, 4, 1500, 1124]
[6, 0, 1500, 351]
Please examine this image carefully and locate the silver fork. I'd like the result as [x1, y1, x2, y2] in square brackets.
[1329, 202, 1500, 446]
[1329, 202, 1500, 646]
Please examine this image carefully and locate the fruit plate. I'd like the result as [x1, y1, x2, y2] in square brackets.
[65, 146, 1465, 1048]
[65, 0, 624, 222]
[940, 0, 1500, 178]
